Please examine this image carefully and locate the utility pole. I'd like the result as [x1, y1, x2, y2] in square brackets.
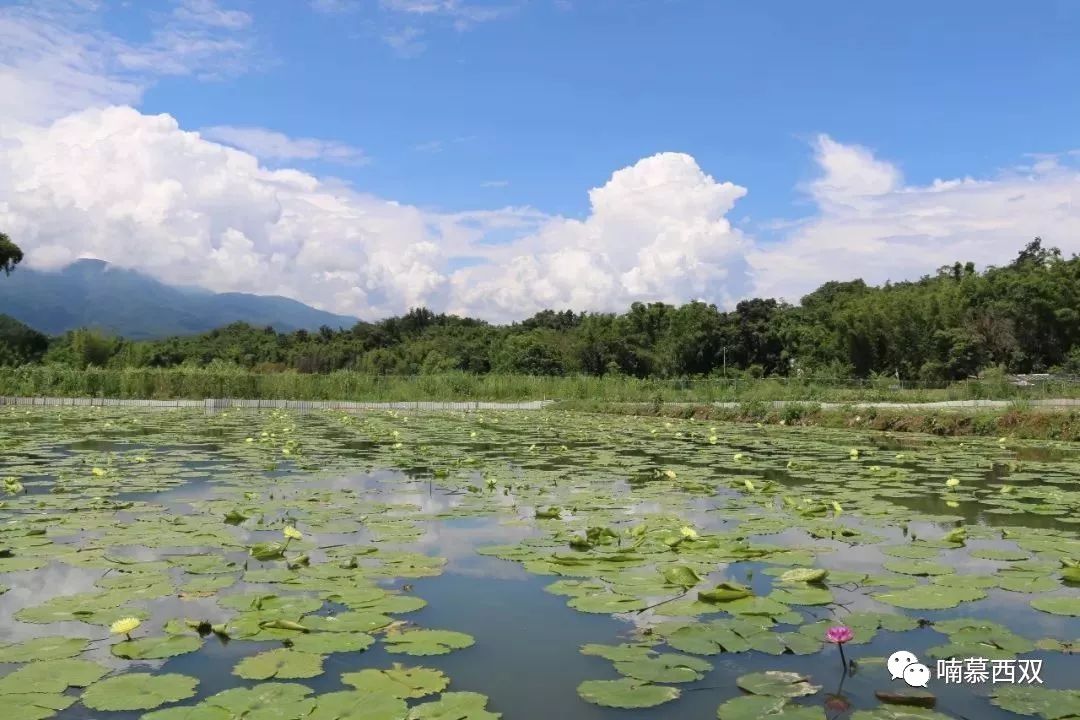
[723, 346, 727, 378]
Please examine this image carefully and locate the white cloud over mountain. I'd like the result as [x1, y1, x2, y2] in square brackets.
[2, 2, 1079, 323]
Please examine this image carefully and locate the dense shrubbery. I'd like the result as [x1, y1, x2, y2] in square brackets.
[5, 239, 1080, 383]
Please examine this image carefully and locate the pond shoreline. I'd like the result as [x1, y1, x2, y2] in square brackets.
[556, 400, 1080, 441]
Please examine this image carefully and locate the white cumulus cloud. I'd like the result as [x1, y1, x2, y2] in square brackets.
[750, 134, 1080, 303]
[200, 126, 369, 165]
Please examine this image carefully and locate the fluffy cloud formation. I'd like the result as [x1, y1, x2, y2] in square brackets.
[0, 104, 753, 321]
[0, 1, 257, 125]
[3, 104, 1080, 323]
[3, 2, 1080, 323]
[449, 153, 753, 318]
[200, 126, 369, 165]
[749, 135, 1080, 302]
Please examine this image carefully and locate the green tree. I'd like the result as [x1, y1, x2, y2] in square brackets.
[0, 232, 23, 275]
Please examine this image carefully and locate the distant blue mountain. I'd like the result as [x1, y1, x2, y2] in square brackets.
[0, 259, 358, 339]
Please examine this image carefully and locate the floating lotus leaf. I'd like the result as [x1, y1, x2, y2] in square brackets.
[288, 632, 374, 654]
[850, 708, 963, 720]
[580, 643, 655, 662]
[0, 637, 89, 662]
[662, 565, 703, 588]
[717, 695, 825, 720]
[778, 568, 828, 584]
[0, 659, 108, 694]
[969, 548, 1030, 561]
[990, 685, 1080, 718]
[736, 671, 821, 698]
[143, 705, 232, 720]
[873, 585, 986, 610]
[219, 593, 323, 615]
[191, 683, 316, 720]
[769, 586, 834, 606]
[2, 693, 77, 720]
[233, 648, 325, 680]
[1030, 596, 1080, 616]
[383, 629, 475, 656]
[341, 665, 449, 699]
[613, 653, 712, 683]
[303, 612, 393, 633]
[567, 592, 650, 613]
[577, 679, 680, 709]
[308, 691, 408, 720]
[407, 691, 501, 720]
[698, 581, 753, 603]
[880, 545, 940, 559]
[881, 560, 953, 577]
[111, 634, 202, 659]
[82, 673, 199, 711]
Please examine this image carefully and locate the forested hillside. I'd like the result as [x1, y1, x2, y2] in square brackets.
[5, 239, 1080, 381]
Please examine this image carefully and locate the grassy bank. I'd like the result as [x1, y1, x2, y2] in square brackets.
[2, 365, 1080, 403]
[558, 399, 1080, 441]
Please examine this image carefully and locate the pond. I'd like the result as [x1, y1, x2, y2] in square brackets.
[1, 407, 1078, 720]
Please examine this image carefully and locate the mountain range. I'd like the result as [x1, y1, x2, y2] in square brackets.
[0, 259, 358, 339]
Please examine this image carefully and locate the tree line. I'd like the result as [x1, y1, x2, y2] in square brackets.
[3, 237, 1080, 381]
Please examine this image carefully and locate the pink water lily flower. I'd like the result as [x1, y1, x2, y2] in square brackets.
[826, 625, 854, 644]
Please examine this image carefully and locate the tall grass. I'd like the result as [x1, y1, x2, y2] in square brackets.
[2, 365, 1079, 402]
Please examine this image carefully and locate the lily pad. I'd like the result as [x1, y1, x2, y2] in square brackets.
[383, 629, 476, 656]
[308, 691, 409, 720]
[614, 653, 712, 683]
[873, 585, 986, 610]
[1030, 596, 1080, 617]
[736, 671, 821, 698]
[288, 632, 375, 654]
[112, 635, 202, 660]
[0, 659, 108, 695]
[577, 679, 680, 708]
[341, 665, 449, 699]
[232, 649, 325, 680]
[82, 673, 199, 711]
[0, 637, 90, 662]
[407, 691, 501, 720]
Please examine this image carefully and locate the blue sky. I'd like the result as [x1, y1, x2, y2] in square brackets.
[2, 0, 1080, 320]
[128, 0, 1080, 224]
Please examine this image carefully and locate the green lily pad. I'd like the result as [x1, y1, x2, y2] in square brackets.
[614, 653, 712, 683]
[2, 693, 77, 720]
[302, 612, 393, 633]
[1030, 596, 1080, 616]
[0, 659, 108, 694]
[112, 635, 202, 659]
[567, 593, 650, 613]
[232, 649, 325, 680]
[850, 708, 957, 720]
[882, 560, 953, 577]
[383, 629, 475, 656]
[287, 632, 374, 654]
[308, 691, 409, 720]
[717, 696, 826, 720]
[193, 683, 315, 720]
[407, 691, 501, 720]
[82, 673, 199, 711]
[0, 637, 90, 662]
[873, 584, 986, 610]
[342, 665, 449, 699]
[577, 679, 680, 708]
[990, 685, 1080, 718]
[736, 671, 821, 698]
